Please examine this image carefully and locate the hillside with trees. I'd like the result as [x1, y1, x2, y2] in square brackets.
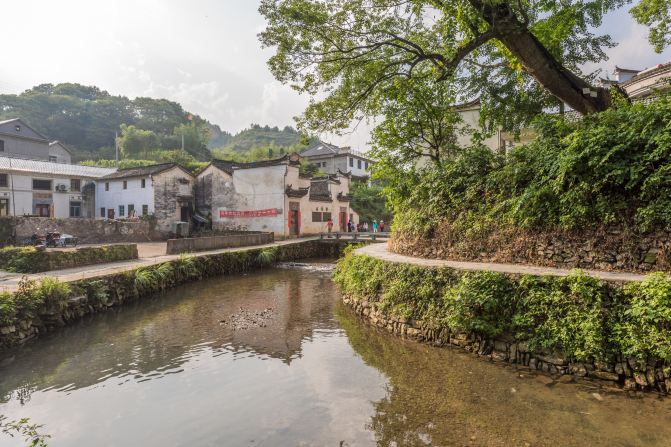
[211, 124, 315, 153]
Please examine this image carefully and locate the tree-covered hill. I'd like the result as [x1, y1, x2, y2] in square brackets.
[0, 83, 220, 160]
[214, 124, 316, 152]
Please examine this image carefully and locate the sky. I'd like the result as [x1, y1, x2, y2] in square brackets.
[1, 0, 670, 151]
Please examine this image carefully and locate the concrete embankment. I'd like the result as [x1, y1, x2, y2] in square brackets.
[0, 239, 351, 351]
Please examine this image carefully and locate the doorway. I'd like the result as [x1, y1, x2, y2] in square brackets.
[339, 207, 347, 232]
[35, 204, 50, 217]
[289, 202, 300, 236]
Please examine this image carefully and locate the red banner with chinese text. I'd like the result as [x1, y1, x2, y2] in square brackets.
[219, 209, 278, 218]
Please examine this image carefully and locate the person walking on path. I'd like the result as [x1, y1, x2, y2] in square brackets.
[379, 220, 385, 232]
[327, 218, 334, 234]
[372, 220, 378, 233]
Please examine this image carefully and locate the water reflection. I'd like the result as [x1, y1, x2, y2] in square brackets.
[338, 305, 671, 447]
[1, 266, 671, 447]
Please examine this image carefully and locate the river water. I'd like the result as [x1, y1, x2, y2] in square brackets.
[1, 263, 671, 447]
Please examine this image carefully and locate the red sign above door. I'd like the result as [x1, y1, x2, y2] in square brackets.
[219, 208, 279, 218]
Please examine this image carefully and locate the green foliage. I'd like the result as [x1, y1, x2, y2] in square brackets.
[384, 96, 671, 235]
[618, 273, 671, 360]
[443, 272, 516, 339]
[0, 277, 71, 327]
[335, 251, 671, 363]
[350, 181, 392, 225]
[0, 415, 50, 447]
[0, 245, 138, 274]
[259, 0, 634, 139]
[212, 124, 314, 153]
[256, 247, 279, 266]
[514, 273, 612, 361]
[0, 83, 213, 161]
[631, 0, 671, 52]
[117, 124, 159, 159]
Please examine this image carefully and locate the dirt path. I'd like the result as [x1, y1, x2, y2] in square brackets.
[355, 243, 648, 283]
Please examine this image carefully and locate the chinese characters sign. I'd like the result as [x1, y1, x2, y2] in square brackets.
[219, 208, 279, 218]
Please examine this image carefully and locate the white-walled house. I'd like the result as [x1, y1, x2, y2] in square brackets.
[300, 142, 373, 178]
[96, 163, 195, 233]
[196, 154, 358, 238]
[0, 156, 115, 217]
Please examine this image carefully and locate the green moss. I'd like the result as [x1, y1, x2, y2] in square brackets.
[335, 251, 671, 363]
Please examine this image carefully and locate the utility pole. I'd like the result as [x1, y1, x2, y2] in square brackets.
[181, 132, 185, 152]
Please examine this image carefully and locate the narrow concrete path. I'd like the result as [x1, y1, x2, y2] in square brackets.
[0, 237, 320, 292]
[355, 243, 649, 283]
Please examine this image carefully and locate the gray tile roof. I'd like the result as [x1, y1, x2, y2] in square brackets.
[100, 163, 179, 180]
[300, 141, 341, 157]
[0, 157, 116, 178]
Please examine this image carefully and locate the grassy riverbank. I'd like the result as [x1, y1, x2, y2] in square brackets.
[0, 244, 138, 273]
[334, 247, 671, 391]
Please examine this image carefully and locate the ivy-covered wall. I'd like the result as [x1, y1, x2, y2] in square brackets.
[0, 244, 139, 273]
[334, 248, 671, 392]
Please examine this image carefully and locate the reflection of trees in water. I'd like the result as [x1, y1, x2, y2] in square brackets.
[336, 305, 671, 447]
[0, 269, 339, 405]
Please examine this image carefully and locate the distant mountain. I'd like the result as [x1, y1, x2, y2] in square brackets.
[214, 124, 316, 152]
[0, 83, 312, 162]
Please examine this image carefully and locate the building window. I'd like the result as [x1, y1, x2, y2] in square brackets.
[0, 199, 8, 216]
[142, 204, 149, 216]
[70, 179, 81, 192]
[100, 207, 105, 218]
[141, 178, 146, 188]
[49, 156, 57, 163]
[365, 161, 369, 169]
[349, 157, 353, 167]
[69, 201, 81, 218]
[322, 212, 331, 221]
[105, 182, 109, 191]
[357, 159, 362, 169]
[0, 174, 7, 188]
[32, 179, 52, 190]
[0, 140, 4, 152]
[128, 204, 135, 217]
[118, 205, 125, 217]
[123, 180, 127, 190]
[312, 212, 322, 222]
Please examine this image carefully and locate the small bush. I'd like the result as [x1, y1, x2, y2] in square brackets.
[443, 272, 516, 338]
[617, 273, 671, 361]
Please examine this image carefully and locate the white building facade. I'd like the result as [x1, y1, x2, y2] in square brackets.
[0, 157, 114, 218]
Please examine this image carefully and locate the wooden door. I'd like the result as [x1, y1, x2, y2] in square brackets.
[35, 204, 50, 217]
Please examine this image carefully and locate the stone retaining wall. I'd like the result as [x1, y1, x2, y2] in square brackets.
[0, 217, 167, 246]
[391, 225, 671, 273]
[342, 296, 670, 393]
[166, 232, 274, 254]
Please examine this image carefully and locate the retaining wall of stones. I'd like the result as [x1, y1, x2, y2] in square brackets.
[343, 296, 671, 393]
[391, 224, 671, 273]
[166, 232, 274, 254]
[0, 217, 167, 246]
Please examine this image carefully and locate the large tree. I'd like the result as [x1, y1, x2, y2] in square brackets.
[259, 0, 668, 135]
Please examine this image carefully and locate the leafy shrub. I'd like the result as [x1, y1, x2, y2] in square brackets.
[514, 272, 612, 361]
[384, 95, 671, 235]
[334, 251, 671, 363]
[443, 272, 516, 338]
[617, 273, 671, 360]
[0, 244, 138, 273]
